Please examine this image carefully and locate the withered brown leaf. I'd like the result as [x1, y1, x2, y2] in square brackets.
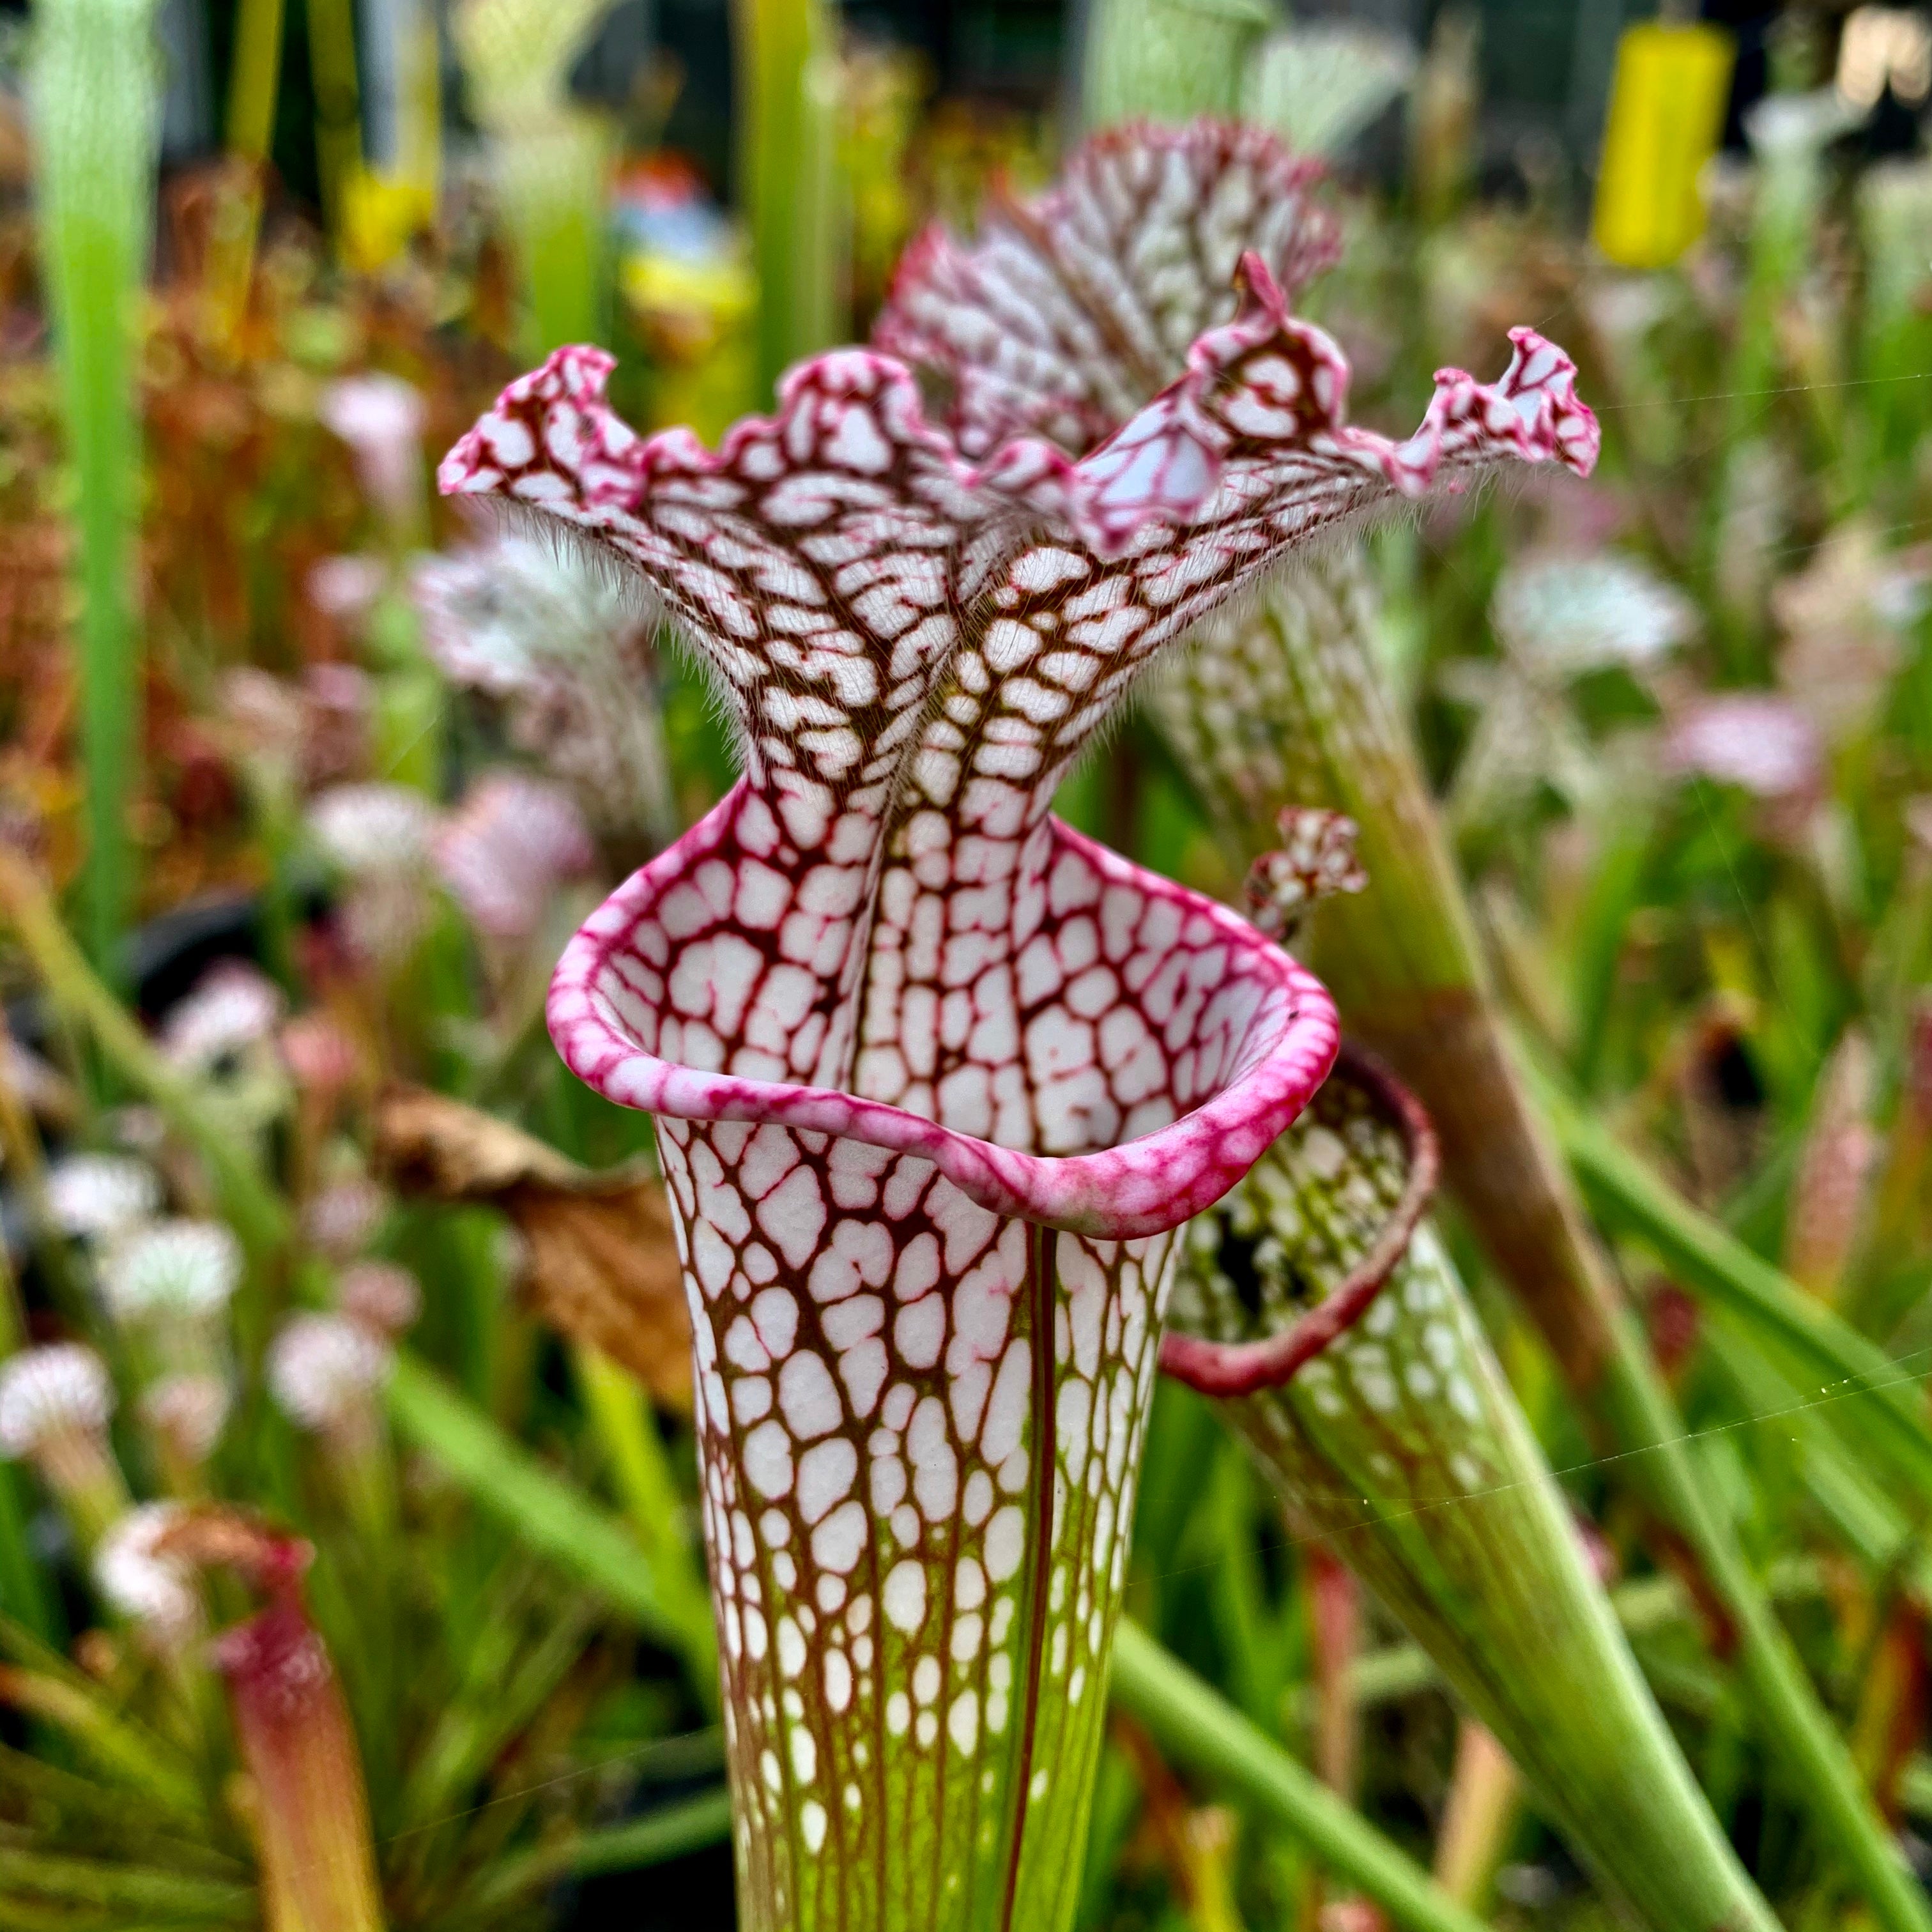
[373, 1086, 691, 1409]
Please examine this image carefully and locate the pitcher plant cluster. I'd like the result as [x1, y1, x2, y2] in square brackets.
[432, 119, 1617, 1929]
[8, 33, 1932, 1932]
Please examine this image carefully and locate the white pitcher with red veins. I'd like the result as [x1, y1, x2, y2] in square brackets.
[442, 119, 1597, 1932]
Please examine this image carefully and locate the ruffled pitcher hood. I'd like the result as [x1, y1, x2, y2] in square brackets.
[443, 141, 1594, 1225]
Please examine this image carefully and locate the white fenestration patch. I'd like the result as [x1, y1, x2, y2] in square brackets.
[883, 1560, 928, 1634]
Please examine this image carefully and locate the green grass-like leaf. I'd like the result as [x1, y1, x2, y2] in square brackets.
[29, 0, 161, 985]
[387, 1352, 717, 1699]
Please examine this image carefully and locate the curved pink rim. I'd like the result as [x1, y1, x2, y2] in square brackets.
[548, 785, 1340, 1242]
[1159, 1039, 1439, 1395]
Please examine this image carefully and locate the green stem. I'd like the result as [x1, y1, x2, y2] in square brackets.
[0, 1282, 50, 1646]
[207, 0, 286, 332]
[226, 0, 285, 158]
[1698, 1322, 1932, 1602]
[0, 1019, 90, 1331]
[1108, 1623, 1495, 1932]
[0, 1849, 253, 1920]
[492, 116, 612, 357]
[573, 1345, 686, 1542]
[1080, 0, 1272, 128]
[464, 1784, 733, 1913]
[0, 1464, 56, 1645]
[733, 0, 842, 397]
[208, 0, 286, 338]
[0, 1665, 203, 1817]
[572, 1342, 714, 1649]
[251, 775, 302, 991]
[1309, 1558, 1828, 1722]
[30, 0, 160, 985]
[385, 1353, 718, 1705]
[305, 0, 364, 233]
[1596, 1317, 1932, 1932]
[1547, 1081, 1932, 1501]
[1729, 105, 1841, 446]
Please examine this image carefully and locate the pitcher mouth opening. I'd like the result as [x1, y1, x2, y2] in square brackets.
[1159, 1039, 1439, 1395]
[549, 786, 1339, 1243]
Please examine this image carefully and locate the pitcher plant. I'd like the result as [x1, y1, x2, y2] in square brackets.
[442, 118, 1597, 1931]
[1163, 820, 1777, 1932]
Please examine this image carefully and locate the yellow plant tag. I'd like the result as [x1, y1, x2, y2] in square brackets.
[340, 167, 437, 273]
[1592, 22, 1736, 269]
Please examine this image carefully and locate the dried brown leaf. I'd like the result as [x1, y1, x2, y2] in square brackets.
[373, 1086, 691, 1408]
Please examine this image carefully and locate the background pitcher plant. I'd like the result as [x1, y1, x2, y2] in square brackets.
[1163, 816, 1778, 1932]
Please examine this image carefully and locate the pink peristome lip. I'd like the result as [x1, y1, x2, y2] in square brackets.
[1158, 1039, 1440, 1397]
[549, 782, 1339, 1243]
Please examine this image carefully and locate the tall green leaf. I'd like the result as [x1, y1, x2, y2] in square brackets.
[29, 0, 161, 983]
[734, 0, 843, 396]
